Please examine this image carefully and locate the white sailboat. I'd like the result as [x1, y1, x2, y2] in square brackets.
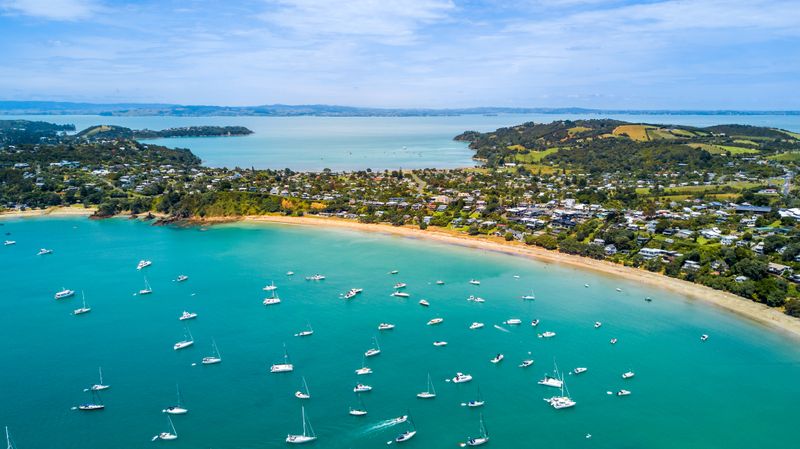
[262, 281, 277, 291]
[294, 323, 313, 337]
[262, 290, 281, 305]
[173, 328, 194, 350]
[416, 373, 436, 399]
[521, 290, 536, 300]
[349, 394, 368, 416]
[463, 386, 484, 407]
[295, 376, 311, 399]
[355, 357, 372, 375]
[270, 345, 294, 373]
[163, 385, 188, 415]
[544, 377, 576, 410]
[152, 416, 178, 441]
[393, 414, 417, 443]
[90, 367, 110, 391]
[201, 339, 222, 365]
[139, 277, 153, 295]
[464, 413, 489, 446]
[364, 337, 381, 357]
[538, 362, 564, 388]
[77, 390, 105, 411]
[73, 291, 91, 315]
[286, 407, 317, 444]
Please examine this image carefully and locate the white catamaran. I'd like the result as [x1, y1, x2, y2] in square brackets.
[270, 345, 294, 373]
[416, 373, 436, 399]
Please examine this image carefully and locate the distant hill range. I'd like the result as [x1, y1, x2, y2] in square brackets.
[0, 101, 798, 117]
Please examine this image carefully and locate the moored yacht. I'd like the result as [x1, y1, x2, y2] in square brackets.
[435, 280, 445, 285]
[305, 274, 325, 281]
[610, 338, 618, 344]
[544, 377, 576, 409]
[391, 291, 410, 298]
[427, 318, 444, 325]
[416, 373, 436, 399]
[594, 321, 602, 328]
[530, 319, 540, 327]
[286, 406, 316, 444]
[433, 341, 447, 347]
[519, 359, 534, 368]
[136, 259, 152, 270]
[294, 323, 313, 337]
[464, 414, 489, 446]
[504, 318, 522, 325]
[270, 345, 294, 372]
[89, 367, 110, 391]
[467, 295, 485, 303]
[152, 416, 178, 441]
[393, 282, 407, 289]
[521, 291, 535, 300]
[419, 299, 430, 307]
[469, 322, 484, 330]
[163, 385, 189, 415]
[262, 282, 277, 291]
[263, 290, 281, 305]
[37, 248, 53, 256]
[295, 376, 311, 399]
[452, 372, 473, 383]
[201, 339, 222, 365]
[73, 291, 91, 315]
[573, 367, 588, 375]
[617, 389, 631, 396]
[540, 331, 556, 338]
[490, 354, 504, 364]
[622, 371, 635, 379]
[353, 383, 372, 393]
[378, 323, 395, 331]
[138, 278, 152, 295]
[3, 240, 15, 246]
[179, 311, 197, 321]
[173, 329, 194, 350]
[54, 288, 75, 300]
[364, 337, 381, 357]
[469, 279, 480, 285]
[176, 274, 189, 282]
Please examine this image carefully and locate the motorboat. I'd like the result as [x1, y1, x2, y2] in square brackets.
[519, 359, 534, 368]
[355, 366, 372, 375]
[419, 299, 430, 307]
[54, 288, 75, 300]
[617, 389, 631, 396]
[176, 274, 188, 282]
[452, 372, 473, 383]
[378, 323, 395, 330]
[490, 354, 504, 364]
[433, 341, 448, 346]
[469, 322, 484, 330]
[469, 279, 480, 285]
[594, 321, 602, 329]
[353, 384, 372, 393]
[610, 338, 618, 344]
[504, 318, 522, 325]
[427, 318, 444, 325]
[435, 280, 445, 285]
[393, 282, 407, 289]
[37, 248, 53, 255]
[467, 295, 485, 303]
[622, 371, 635, 379]
[179, 311, 197, 321]
[540, 331, 556, 338]
[530, 319, 540, 327]
[3, 240, 15, 246]
[305, 274, 325, 281]
[391, 291, 410, 298]
[136, 260, 152, 270]
[701, 334, 709, 342]
[573, 367, 588, 375]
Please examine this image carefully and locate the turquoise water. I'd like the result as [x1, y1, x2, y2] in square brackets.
[1, 217, 799, 448]
[5, 114, 800, 171]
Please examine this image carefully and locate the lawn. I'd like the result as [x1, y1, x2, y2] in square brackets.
[612, 124, 655, 141]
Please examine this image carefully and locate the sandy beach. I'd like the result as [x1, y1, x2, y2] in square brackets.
[224, 214, 800, 340]
[0, 206, 97, 218]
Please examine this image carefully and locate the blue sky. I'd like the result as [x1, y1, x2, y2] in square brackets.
[0, 0, 798, 109]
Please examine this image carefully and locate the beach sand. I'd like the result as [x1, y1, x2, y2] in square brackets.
[0, 206, 96, 218]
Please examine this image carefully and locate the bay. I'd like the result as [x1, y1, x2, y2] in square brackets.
[1, 217, 799, 449]
[4, 114, 800, 171]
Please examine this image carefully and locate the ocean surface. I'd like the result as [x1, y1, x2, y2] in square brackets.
[1, 217, 799, 449]
[5, 114, 800, 171]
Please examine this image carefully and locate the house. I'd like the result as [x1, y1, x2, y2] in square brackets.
[767, 263, 793, 276]
[639, 248, 663, 260]
[682, 260, 701, 272]
[604, 244, 617, 256]
[720, 235, 738, 246]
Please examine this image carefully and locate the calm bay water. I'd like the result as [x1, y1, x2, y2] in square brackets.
[1, 217, 799, 449]
[5, 114, 800, 171]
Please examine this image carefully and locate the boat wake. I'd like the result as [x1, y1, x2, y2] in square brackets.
[493, 324, 510, 333]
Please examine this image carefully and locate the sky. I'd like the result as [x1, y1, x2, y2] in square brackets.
[0, 0, 798, 109]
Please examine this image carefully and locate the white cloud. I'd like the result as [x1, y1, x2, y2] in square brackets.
[259, 0, 455, 44]
[0, 0, 101, 21]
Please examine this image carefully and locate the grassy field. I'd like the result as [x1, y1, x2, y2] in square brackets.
[612, 124, 655, 141]
[567, 126, 592, 137]
[776, 129, 800, 140]
[646, 128, 678, 140]
[688, 143, 759, 154]
[768, 152, 800, 161]
[514, 147, 560, 163]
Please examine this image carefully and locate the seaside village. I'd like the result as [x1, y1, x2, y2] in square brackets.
[3, 128, 800, 316]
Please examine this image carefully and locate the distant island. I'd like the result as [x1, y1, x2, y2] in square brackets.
[0, 101, 799, 117]
[75, 124, 253, 140]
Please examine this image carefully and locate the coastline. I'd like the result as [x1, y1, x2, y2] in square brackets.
[225, 214, 800, 339]
[4, 209, 799, 339]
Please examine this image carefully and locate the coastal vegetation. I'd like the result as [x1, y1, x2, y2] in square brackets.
[2, 118, 800, 318]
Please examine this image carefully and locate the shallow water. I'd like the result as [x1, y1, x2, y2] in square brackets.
[1, 217, 799, 448]
[5, 114, 800, 171]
